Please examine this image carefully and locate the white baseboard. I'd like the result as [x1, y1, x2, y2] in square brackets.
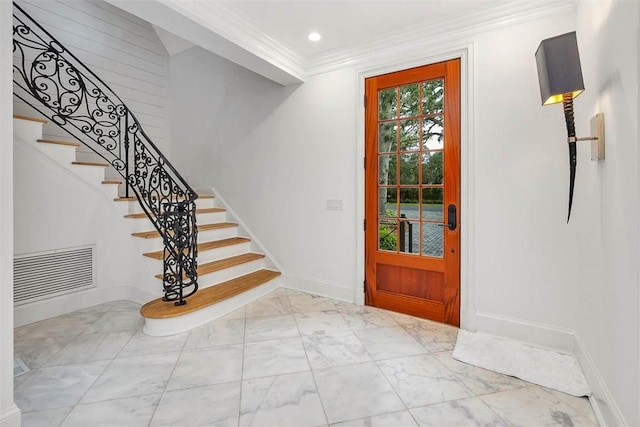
[574, 334, 627, 427]
[474, 311, 630, 426]
[0, 405, 20, 427]
[474, 311, 575, 353]
[281, 274, 354, 303]
[14, 285, 157, 327]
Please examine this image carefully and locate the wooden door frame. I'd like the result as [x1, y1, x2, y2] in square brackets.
[354, 46, 476, 331]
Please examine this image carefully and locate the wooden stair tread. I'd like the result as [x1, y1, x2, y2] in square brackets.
[37, 138, 81, 147]
[143, 237, 251, 260]
[155, 252, 265, 279]
[13, 114, 47, 123]
[132, 222, 237, 239]
[124, 207, 225, 219]
[115, 195, 211, 203]
[141, 270, 281, 319]
[72, 161, 109, 167]
[102, 180, 122, 185]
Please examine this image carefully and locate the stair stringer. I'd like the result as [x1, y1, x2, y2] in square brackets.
[13, 117, 158, 326]
[207, 185, 286, 274]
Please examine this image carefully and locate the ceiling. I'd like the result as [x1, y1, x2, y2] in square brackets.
[216, 0, 502, 58]
[107, 0, 573, 85]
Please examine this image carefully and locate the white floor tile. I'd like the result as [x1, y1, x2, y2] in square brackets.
[246, 296, 292, 317]
[15, 361, 110, 412]
[44, 330, 136, 367]
[480, 385, 599, 427]
[434, 351, 526, 396]
[410, 397, 507, 427]
[340, 309, 398, 330]
[20, 406, 72, 427]
[354, 326, 426, 360]
[14, 336, 76, 370]
[81, 352, 178, 403]
[218, 306, 246, 320]
[151, 383, 240, 427]
[289, 294, 337, 313]
[331, 410, 418, 427]
[402, 321, 459, 352]
[295, 311, 350, 335]
[184, 318, 245, 349]
[378, 354, 474, 408]
[302, 330, 371, 369]
[83, 310, 144, 334]
[61, 394, 160, 427]
[117, 330, 187, 358]
[314, 362, 405, 424]
[167, 345, 243, 390]
[240, 371, 326, 427]
[14, 300, 600, 427]
[243, 337, 309, 379]
[245, 314, 299, 342]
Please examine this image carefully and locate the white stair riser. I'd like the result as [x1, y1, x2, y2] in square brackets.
[13, 118, 45, 142]
[195, 211, 227, 224]
[144, 241, 252, 266]
[198, 242, 253, 264]
[196, 259, 266, 290]
[131, 226, 238, 253]
[35, 143, 77, 164]
[125, 197, 216, 214]
[100, 183, 121, 200]
[124, 211, 226, 233]
[196, 226, 238, 242]
[67, 164, 106, 185]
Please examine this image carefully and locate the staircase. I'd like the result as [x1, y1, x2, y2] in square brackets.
[12, 3, 281, 335]
[14, 115, 281, 334]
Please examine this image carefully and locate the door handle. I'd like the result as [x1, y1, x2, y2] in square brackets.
[436, 204, 457, 231]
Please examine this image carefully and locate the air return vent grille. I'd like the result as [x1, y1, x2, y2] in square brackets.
[14, 246, 95, 306]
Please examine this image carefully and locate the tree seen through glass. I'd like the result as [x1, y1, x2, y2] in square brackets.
[378, 78, 445, 255]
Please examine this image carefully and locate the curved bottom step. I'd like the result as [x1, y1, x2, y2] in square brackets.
[141, 269, 281, 336]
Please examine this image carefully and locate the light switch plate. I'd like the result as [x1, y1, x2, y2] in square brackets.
[326, 199, 343, 210]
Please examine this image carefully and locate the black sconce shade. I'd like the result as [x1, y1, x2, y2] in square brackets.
[535, 31, 584, 105]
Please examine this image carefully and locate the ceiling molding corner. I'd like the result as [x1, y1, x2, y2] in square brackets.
[305, 0, 576, 76]
[159, 0, 306, 81]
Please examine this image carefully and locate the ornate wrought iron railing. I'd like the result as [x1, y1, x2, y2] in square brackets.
[12, 2, 198, 306]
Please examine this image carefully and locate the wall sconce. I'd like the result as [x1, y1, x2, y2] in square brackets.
[535, 31, 605, 222]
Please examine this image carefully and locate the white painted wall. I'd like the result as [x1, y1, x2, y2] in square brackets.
[12, 122, 159, 326]
[0, 2, 19, 425]
[170, 6, 639, 424]
[13, 0, 172, 162]
[171, 11, 595, 329]
[574, 0, 639, 425]
[170, 46, 357, 299]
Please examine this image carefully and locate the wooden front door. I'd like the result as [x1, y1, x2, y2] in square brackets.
[365, 59, 461, 326]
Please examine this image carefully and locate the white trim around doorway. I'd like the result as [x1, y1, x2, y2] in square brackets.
[353, 43, 476, 332]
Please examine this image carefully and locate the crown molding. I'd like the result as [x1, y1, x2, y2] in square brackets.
[159, 0, 306, 82]
[305, 0, 576, 76]
[109, 0, 575, 85]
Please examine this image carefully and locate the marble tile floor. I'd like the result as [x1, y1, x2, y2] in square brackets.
[14, 289, 599, 427]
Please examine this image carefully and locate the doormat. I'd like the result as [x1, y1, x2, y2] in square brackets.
[453, 330, 590, 397]
[14, 357, 29, 377]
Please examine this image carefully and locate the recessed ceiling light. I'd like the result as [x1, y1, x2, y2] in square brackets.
[308, 32, 322, 42]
